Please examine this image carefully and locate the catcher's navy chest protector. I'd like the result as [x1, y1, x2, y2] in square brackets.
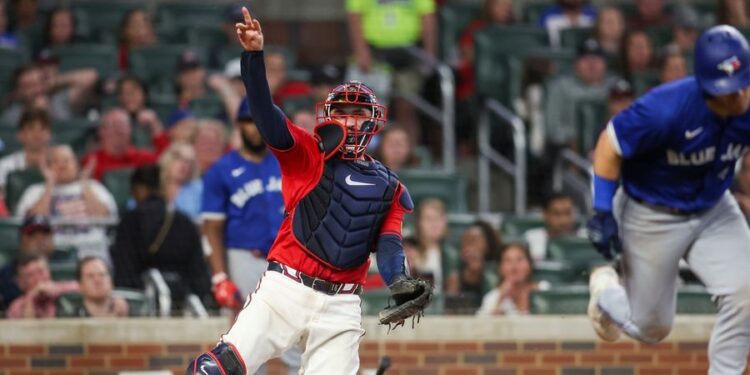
[292, 157, 398, 270]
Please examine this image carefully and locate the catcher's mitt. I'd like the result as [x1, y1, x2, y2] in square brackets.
[378, 277, 433, 328]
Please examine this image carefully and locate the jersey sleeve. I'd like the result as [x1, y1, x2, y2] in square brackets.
[271, 121, 323, 182]
[609, 89, 674, 158]
[379, 183, 414, 238]
[201, 165, 227, 220]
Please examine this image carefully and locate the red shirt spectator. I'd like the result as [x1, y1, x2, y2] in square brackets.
[81, 108, 167, 180]
[7, 254, 79, 319]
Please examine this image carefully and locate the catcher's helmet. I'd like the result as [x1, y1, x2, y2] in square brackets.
[316, 81, 387, 160]
[695, 25, 750, 96]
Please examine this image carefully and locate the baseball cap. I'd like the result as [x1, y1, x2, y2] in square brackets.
[224, 58, 241, 79]
[311, 64, 343, 86]
[609, 79, 634, 100]
[236, 97, 253, 122]
[177, 50, 202, 72]
[20, 215, 51, 235]
[165, 108, 194, 129]
[577, 38, 605, 58]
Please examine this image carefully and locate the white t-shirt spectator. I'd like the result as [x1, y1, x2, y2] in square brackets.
[16, 181, 117, 261]
[476, 281, 550, 316]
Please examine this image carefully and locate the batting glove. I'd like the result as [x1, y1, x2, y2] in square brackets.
[587, 211, 622, 260]
[212, 272, 243, 309]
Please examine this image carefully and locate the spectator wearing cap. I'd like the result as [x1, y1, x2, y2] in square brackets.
[0, 108, 51, 193]
[115, 75, 169, 150]
[16, 145, 117, 261]
[718, 0, 749, 28]
[81, 108, 166, 180]
[6, 253, 79, 318]
[0, 0, 19, 49]
[538, 0, 597, 48]
[111, 165, 212, 309]
[117, 9, 157, 70]
[1, 62, 98, 125]
[544, 38, 618, 149]
[627, 0, 671, 30]
[0, 214, 54, 310]
[669, 6, 700, 54]
[310, 64, 343, 103]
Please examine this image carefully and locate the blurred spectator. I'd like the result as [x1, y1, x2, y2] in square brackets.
[117, 9, 157, 70]
[111, 165, 212, 307]
[523, 193, 579, 261]
[159, 142, 202, 223]
[594, 6, 625, 58]
[10, 0, 38, 31]
[607, 79, 634, 118]
[6, 253, 79, 319]
[0, 0, 19, 49]
[669, 6, 699, 54]
[264, 48, 312, 106]
[620, 30, 655, 80]
[81, 108, 166, 180]
[544, 38, 616, 148]
[455, 0, 515, 100]
[16, 145, 117, 260]
[538, 0, 596, 48]
[659, 48, 688, 84]
[291, 108, 315, 134]
[373, 126, 418, 172]
[0, 215, 53, 309]
[412, 198, 451, 291]
[718, 0, 749, 28]
[74, 256, 128, 317]
[346, 0, 436, 142]
[445, 220, 501, 311]
[310, 64, 343, 103]
[207, 73, 242, 124]
[403, 236, 422, 278]
[1, 63, 98, 124]
[223, 59, 246, 99]
[115, 75, 167, 142]
[166, 109, 197, 143]
[193, 119, 227, 174]
[628, 0, 671, 30]
[175, 50, 208, 108]
[477, 242, 546, 315]
[40, 8, 76, 53]
[732, 152, 750, 217]
[0, 108, 50, 192]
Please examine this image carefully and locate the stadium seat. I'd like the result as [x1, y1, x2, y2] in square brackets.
[217, 46, 244, 71]
[474, 25, 548, 105]
[438, 2, 481, 62]
[6, 169, 44, 215]
[52, 122, 96, 157]
[361, 289, 390, 315]
[50, 264, 77, 282]
[0, 218, 21, 267]
[73, 2, 143, 44]
[632, 71, 660, 96]
[149, 95, 179, 124]
[129, 45, 207, 88]
[530, 284, 590, 314]
[546, 236, 608, 274]
[533, 260, 580, 284]
[53, 44, 118, 77]
[0, 48, 25, 98]
[645, 25, 673, 49]
[0, 126, 22, 157]
[500, 215, 544, 237]
[560, 27, 594, 50]
[157, 3, 226, 35]
[190, 95, 225, 119]
[677, 286, 716, 314]
[281, 96, 314, 115]
[576, 97, 608, 153]
[398, 170, 468, 213]
[522, 1, 555, 24]
[102, 168, 134, 212]
[186, 24, 228, 52]
[57, 289, 153, 317]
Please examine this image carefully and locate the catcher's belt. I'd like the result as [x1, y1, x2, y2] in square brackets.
[267, 261, 363, 296]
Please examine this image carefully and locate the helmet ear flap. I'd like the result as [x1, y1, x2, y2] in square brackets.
[314, 120, 347, 160]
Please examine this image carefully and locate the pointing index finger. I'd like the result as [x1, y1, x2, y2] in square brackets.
[242, 7, 253, 25]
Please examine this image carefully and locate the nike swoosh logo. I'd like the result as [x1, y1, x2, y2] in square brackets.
[685, 127, 703, 139]
[231, 167, 245, 177]
[200, 364, 210, 375]
[345, 174, 375, 186]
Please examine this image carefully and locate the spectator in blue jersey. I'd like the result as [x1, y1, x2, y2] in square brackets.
[201, 98, 299, 374]
[538, 0, 597, 47]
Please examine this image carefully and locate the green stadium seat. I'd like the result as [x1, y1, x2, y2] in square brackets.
[149, 95, 179, 123]
[0, 218, 21, 267]
[102, 168, 134, 211]
[500, 215, 544, 237]
[186, 24, 229, 52]
[157, 3, 225, 36]
[361, 289, 390, 315]
[547, 236, 608, 274]
[677, 286, 716, 314]
[0, 48, 25, 98]
[645, 25, 673, 49]
[530, 284, 590, 314]
[50, 264, 77, 281]
[576, 97, 608, 153]
[281, 96, 314, 116]
[632, 70, 660, 96]
[474, 25, 548, 105]
[190, 95, 224, 119]
[57, 289, 152, 317]
[52, 122, 96, 157]
[0, 126, 22, 157]
[560, 27, 594, 50]
[522, 1, 554, 24]
[129, 45, 207, 88]
[53, 44, 118, 77]
[131, 125, 153, 149]
[73, 2, 143, 44]
[438, 2, 481, 61]
[533, 260, 581, 284]
[398, 170, 468, 213]
[217, 46, 244, 71]
[6, 169, 44, 214]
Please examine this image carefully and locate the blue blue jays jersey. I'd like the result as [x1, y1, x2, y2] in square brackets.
[201, 151, 284, 254]
[610, 77, 750, 212]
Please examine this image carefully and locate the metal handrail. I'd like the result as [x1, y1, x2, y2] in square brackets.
[396, 46, 456, 173]
[552, 148, 593, 213]
[143, 269, 172, 318]
[478, 98, 527, 214]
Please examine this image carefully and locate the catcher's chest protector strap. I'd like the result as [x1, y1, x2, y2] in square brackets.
[292, 158, 398, 269]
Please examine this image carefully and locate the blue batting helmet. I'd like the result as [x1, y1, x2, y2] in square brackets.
[695, 25, 750, 96]
[236, 97, 253, 122]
